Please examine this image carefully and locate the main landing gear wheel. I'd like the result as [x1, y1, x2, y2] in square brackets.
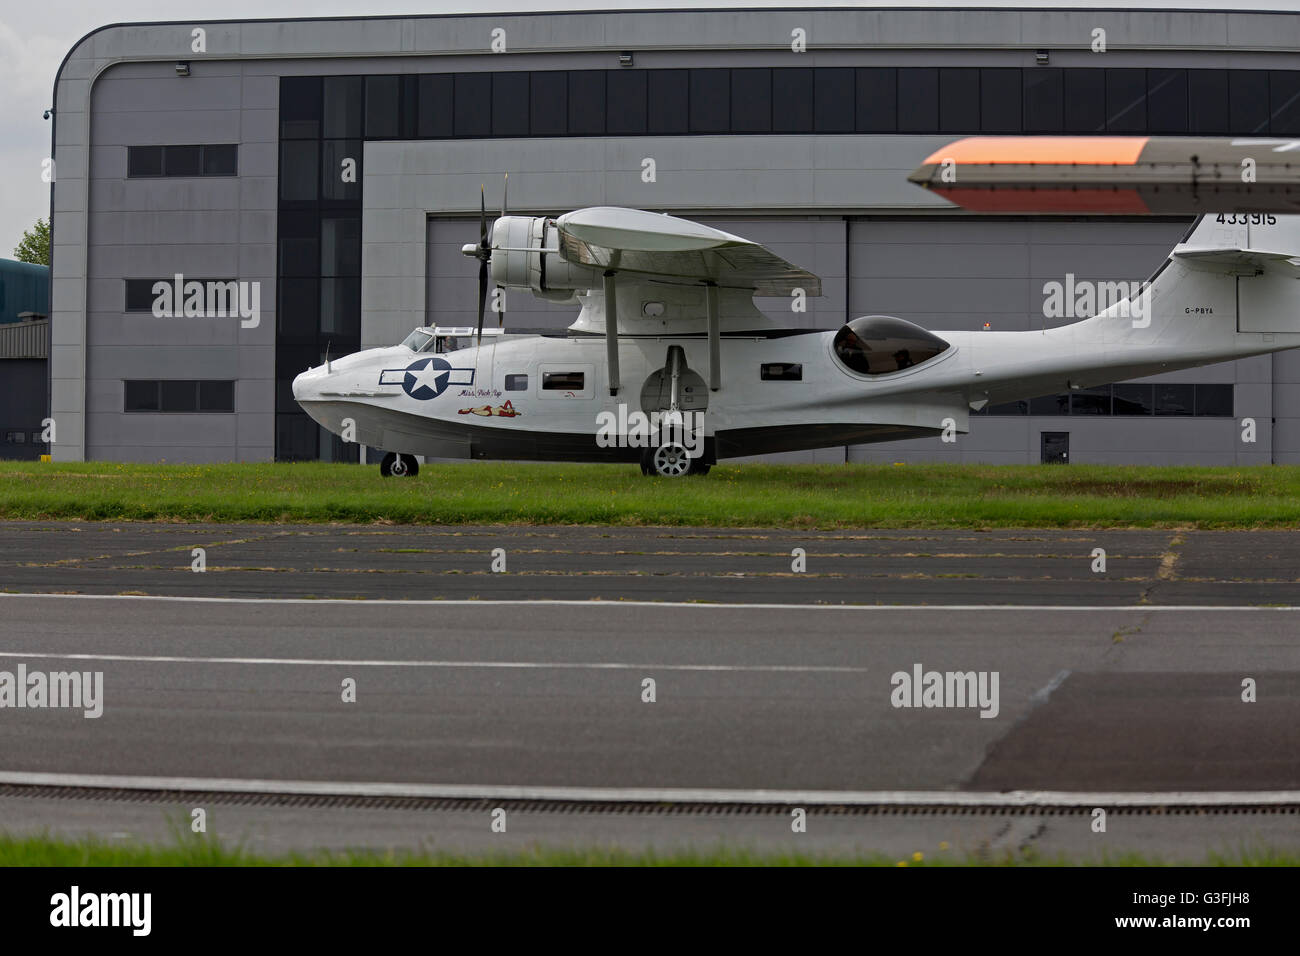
[380, 452, 419, 477]
[641, 444, 708, 477]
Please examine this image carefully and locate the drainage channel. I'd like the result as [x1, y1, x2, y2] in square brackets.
[2, 783, 1298, 817]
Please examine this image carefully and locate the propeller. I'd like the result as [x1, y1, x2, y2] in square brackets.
[461, 176, 509, 346]
[476, 184, 489, 345]
[498, 173, 507, 329]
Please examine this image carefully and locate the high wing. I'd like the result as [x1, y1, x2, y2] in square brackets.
[554, 207, 821, 296]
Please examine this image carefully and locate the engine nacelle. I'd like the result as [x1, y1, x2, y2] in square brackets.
[489, 216, 600, 298]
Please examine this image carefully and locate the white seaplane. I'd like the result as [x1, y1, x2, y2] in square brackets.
[294, 174, 1300, 477]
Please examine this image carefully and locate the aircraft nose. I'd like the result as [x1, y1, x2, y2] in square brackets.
[292, 367, 318, 402]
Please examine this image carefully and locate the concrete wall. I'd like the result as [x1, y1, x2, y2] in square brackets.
[82, 61, 276, 461]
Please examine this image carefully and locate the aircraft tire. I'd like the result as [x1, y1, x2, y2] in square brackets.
[380, 453, 419, 477]
[646, 443, 692, 477]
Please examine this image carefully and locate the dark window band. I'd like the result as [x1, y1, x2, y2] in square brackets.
[127, 144, 237, 177]
[983, 383, 1233, 417]
[124, 380, 235, 413]
[278, 68, 1300, 142]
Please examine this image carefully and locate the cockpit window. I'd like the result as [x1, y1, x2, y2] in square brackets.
[832, 315, 951, 376]
[401, 329, 436, 352]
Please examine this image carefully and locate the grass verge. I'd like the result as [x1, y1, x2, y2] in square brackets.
[1, 832, 1293, 866]
[1, 461, 1297, 529]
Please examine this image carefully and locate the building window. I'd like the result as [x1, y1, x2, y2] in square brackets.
[648, 70, 688, 134]
[127, 144, 238, 177]
[1030, 393, 1071, 416]
[986, 384, 1232, 417]
[124, 278, 237, 313]
[323, 76, 364, 139]
[1106, 68, 1147, 132]
[815, 68, 855, 133]
[303, 67, 1300, 143]
[607, 70, 648, 135]
[1024, 68, 1062, 132]
[1230, 71, 1270, 134]
[1154, 383, 1196, 416]
[939, 68, 980, 132]
[1148, 69, 1189, 134]
[569, 70, 606, 135]
[772, 68, 813, 133]
[987, 400, 1029, 415]
[1270, 70, 1300, 135]
[1113, 384, 1155, 415]
[1064, 68, 1106, 133]
[856, 67, 897, 132]
[897, 67, 939, 132]
[279, 141, 319, 201]
[530, 71, 567, 135]
[124, 380, 235, 413]
[760, 363, 803, 381]
[493, 72, 530, 136]
[1194, 383, 1234, 417]
[980, 68, 1021, 133]
[731, 68, 771, 133]
[125, 279, 162, 313]
[688, 68, 729, 133]
[454, 72, 491, 137]
[1070, 387, 1111, 415]
[418, 74, 454, 138]
[4, 431, 26, 444]
[1189, 69, 1229, 134]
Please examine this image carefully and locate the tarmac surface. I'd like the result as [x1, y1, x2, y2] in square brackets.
[3, 520, 1300, 605]
[0, 592, 1296, 857]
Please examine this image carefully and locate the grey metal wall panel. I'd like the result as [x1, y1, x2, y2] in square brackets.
[78, 60, 277, 463]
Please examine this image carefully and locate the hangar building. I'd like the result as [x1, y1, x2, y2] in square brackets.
[46, 6, 1300, 464]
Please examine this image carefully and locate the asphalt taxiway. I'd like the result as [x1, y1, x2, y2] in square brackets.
[0, 594, 1295, 857]
[3, 521, 1300, 605]
[2, 520, 1296, 857]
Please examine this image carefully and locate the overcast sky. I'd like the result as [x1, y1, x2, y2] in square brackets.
[1, 0, 1290, 258]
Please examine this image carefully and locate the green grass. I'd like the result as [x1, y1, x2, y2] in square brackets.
[1, 832, 1292, 867]
[0, 460, 1296, 529]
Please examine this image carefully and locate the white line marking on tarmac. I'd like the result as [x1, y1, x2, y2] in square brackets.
[0, 771, 1295, 807]
[0, 593, 1293, 611]
[0, 650, 865, 673]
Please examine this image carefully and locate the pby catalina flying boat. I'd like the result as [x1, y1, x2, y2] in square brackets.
[294, 179, 1300, 477]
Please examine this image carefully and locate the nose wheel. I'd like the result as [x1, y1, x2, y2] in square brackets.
[380, 452, 420, 477]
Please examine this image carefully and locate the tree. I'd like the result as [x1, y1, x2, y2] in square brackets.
[14, 218, 50, 266]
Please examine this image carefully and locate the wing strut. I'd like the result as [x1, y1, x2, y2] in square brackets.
[604, 270, 620, 396]
[705, 282, 721, 392]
